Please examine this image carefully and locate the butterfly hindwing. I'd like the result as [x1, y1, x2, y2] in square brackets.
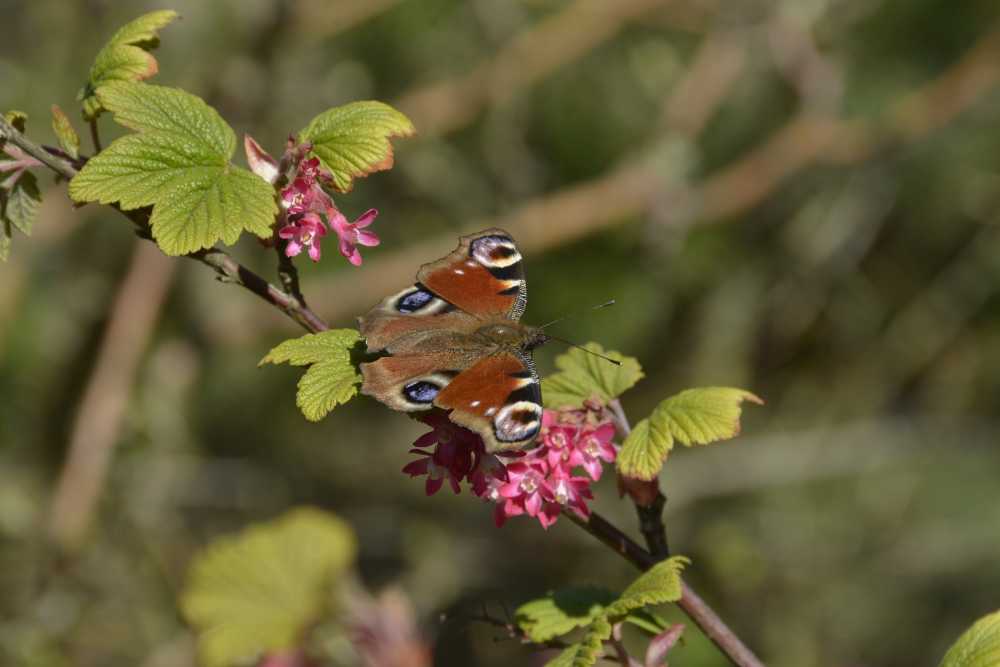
[417, 228, 527, 320]
[360, 352, 466, 411]
[434, 351, 543, 452]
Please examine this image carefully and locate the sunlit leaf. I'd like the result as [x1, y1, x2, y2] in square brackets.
[299, 101, 415, 192]
[260, 329, 363, 421]
[51, 105, 80, 159]
[617, 387, 762, 480]
[181, 508, 357, 667]
[940, 610, 1000, 667]
[69, 82, 277, 255]
[541, 343, 643, 408]
[516, 587, 616, 642]
[79, 10, 178, 120]
[606, 556, 688, 617]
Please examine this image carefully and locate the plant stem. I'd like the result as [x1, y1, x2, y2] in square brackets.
[89, 117, 102, 153]
[566, 510, 764, 667]
[608, 399, 670, 558]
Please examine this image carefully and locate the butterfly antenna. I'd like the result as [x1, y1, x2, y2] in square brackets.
[538, 299, 616, 330]
[543, 334, 622, 366]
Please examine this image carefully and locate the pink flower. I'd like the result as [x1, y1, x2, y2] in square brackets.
[330, 208, 379, 266]
[401, 407, 618, 531]
[575, 422, 617, 481]
[402, 412, 483, 496]
[499, 461, 552, 518]
[281, 177, 325, 216]
[278, 213, 327, 261]
[548, 469, 593, 518]
[540, 411, 583, 470]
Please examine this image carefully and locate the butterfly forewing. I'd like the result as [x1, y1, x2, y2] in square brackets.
[417, 228, 526, 320]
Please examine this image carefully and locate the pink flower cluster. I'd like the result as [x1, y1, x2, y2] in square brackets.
[402, 406, 617, 530]
[244, 136, 379, 265]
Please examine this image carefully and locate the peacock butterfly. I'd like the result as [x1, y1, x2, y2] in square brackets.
[358, 228, 547, 452]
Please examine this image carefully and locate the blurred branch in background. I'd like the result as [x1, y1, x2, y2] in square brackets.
[305, 19, 1000, 325]
[47, 241, 175, 551]
[397, 0, 677, 137]
[293, 0, 405, 37]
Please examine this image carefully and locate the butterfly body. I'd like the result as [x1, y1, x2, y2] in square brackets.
[359, 229, 547, 452]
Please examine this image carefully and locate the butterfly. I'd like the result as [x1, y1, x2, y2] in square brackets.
[358, 228, 548, 452]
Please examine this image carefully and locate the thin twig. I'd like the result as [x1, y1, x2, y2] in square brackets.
[89, 117, 102, 153]
[1, 116, 79, 178]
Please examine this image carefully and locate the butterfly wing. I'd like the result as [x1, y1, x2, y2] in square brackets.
[359, 283, 474, 353]
[417, 228, 527, 320]
[360, 351, 467, 412]
[434, 350, 543, 452]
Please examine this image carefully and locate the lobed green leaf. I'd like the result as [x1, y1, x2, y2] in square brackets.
[617, 387, 762, 481]
[544, 645, 579, 667]
[69, 82, 277, 255]
[80, 10, 179, 120]
[574, 616, 613, 667]
[299, 101, 415, 192]
[939, 610, 1000, 667]
[606, 556, 688, 617]
[0, 173, 40, 262]
[181, 508, 356, 667]
[516, 587, 617, 643]
[260, 329, 363, 422]
[541, 342, 643, 409]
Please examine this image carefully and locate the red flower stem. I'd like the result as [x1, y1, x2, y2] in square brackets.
[608, 399, 670, 558]
[0, 117, 330, 334]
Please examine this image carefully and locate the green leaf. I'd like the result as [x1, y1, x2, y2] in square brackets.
[50, 105, 80, 159]
[541, 343, 643, 409]
[623, 608, 670, 635]
[940, 610, 1000, 667]
[260, 329, 363, 422]
[69, 82, 277, 255]
[606, 556, 689, 618]
[298, 101, 415, 192]
[79, 10, 179, 120]
[541, 617, 614, 667]
[617, 387, 763, 481]
[574, 616, 613, 667]
[181, 507, 356, 667]
[0, 173, 40, 262]
[516, 587, 617, 643]
[544, 645, 579, 667]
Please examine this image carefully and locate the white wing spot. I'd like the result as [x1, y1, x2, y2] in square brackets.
[485, 407, 497, 417]
[453, 269, 465, 275]
[470, 400, 481, 407]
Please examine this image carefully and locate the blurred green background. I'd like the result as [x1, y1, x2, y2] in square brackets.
[3, 0, 1000, 665]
